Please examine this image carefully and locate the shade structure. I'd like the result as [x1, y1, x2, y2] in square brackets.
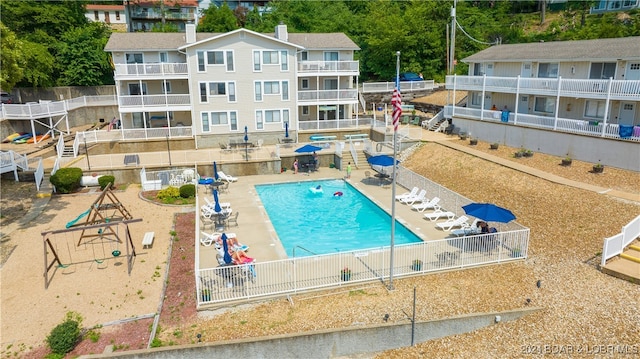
[462, 203, 516, 223]
[221, 233, 232, 264]
[367, 155, 400, 167]
[295, 144, 323, 153]
[213, 161, 219, 181]
[285, 122, 289, 138]
[212, 189, 222, 213]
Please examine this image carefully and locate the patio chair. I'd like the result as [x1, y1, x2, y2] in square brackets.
[436, 215, 470, 231]
[424, 209, 456, 222]
[217, 171, 238, 182]
[399, 189, 427, 205]
[200, 231, 221, 247]
[226, 211, 239, 227]
[451, 218, 481, 237]
[411, 197, 441, 212]
[395, 187, 419, 201]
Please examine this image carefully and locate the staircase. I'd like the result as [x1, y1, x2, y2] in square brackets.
[602, 239, 640, 284]
[620, 242, 640, 264]
[346, 149, 368, 169]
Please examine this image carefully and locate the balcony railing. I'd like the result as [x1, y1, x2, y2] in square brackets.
[1, 96, 116, 120]
[114, 63, 188, 77]
[118, 94, 191, 109]
[130, 11, 195, 20]
[446, 75, 640, 101]
[297, 89, 358, 103]
[298, 60, 359, 74]
[362, 80, 436, 93]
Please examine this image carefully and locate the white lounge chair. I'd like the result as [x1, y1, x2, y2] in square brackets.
[395, 187, 419, 201]
[200, 231, 221, 246]
[411, 197, 441, 212]
[424, 209, 455, 222]
[399, 189, 427, 205]
[217, 171, 238, 182]
[451, 218, 481, 236]
[436, 215, 470, 231]
[203, 197, 231, 211]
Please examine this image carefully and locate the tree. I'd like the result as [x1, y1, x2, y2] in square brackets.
[198, 3, 239, 32]
[0, 23, 24, 90]
[56, 22, 113, 86]
[16, 40, 55, 88]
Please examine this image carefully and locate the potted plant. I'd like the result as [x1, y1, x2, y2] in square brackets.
[340, 267, 352, 281]
[490, 143, 499, 150]
[459, 132, 467, 140]
[561, 156, 572, 166]
[514, 150, 523, 158]
[523, 149, 534, 158]
[593, 163, 604, 173]
[469, 138, 478, 145]
[411, 259, 423, 271]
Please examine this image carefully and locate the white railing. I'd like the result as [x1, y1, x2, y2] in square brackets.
[362, 80, 436, 93]
[446, 75, 640, 100]
[298, 117, 373, 131]
[297, 60, 359, 74]
[113, 63, 188, 77]
[297, 89, 358, 102]
[444, 105, 640, 142]
[33, 158, 44, 191]
[424, 111, 444, 129]
[601, 215, 640, 266]
[118, 94, 191, 108]
[1, 95, 116, 120]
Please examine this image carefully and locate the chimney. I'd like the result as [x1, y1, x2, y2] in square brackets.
[275, 22, 288, 42]
[186, 23, 196, 43]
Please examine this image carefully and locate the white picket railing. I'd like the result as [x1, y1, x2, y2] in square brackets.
[601, 215, 640, 267]
[362, 80, 436, 93]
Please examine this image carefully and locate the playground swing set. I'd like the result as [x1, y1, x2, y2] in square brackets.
[42, 185, 142, 289]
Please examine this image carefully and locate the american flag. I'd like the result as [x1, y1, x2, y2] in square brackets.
[391, 86, 402, 132]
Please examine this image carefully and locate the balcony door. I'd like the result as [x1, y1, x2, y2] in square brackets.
[619, 102, 635, 125]
[128, 83, 147, 95]
[518, 95, 529, 115]
[626, 62, 640, 81]
[521, 63, 532, 78]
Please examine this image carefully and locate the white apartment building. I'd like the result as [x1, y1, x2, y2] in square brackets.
[104, 23, 360, 147]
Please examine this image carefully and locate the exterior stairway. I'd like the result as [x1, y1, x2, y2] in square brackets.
[602, 239, 640, 284]
[349, 149, 368, 169]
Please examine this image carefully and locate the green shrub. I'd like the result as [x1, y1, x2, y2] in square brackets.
[157, 186, 180, 200]
[98, 175, 115, 190]
[179, 184, 196, 198]
[47, 312, 83, 355]
[49, 168, 83, 194]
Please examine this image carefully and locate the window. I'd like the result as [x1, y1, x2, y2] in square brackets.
[264, 81, 280, 95]
[228, 82, 236, 102]
[207, 51, 224, 65]
[197, 52, 205, 71]
[283, 110, 289, 126]
[126, 53, 143, 64]
[324, 51, 339, 61]
[209, 82, 226, 96]
[263, 51, 278, 64]
[159, 52, 168, 63]
[199, 83, 207, 102]
[253, 51, 261, 71]
[282, 81, 289, 101]
[201, 112, 210, 132]
[255, 111, 263, 129]
[211, 112, 228, 125]
[162, 81, 171, 93]
[230, 112, 238, 131]
[128, 83, 147, 95]
[300, 51, 308, 61]
[265, 110, 281, 123]
[590, 62, 616, 79]
[94, 11, 99, 20]
[254, 82, 262, 101]
[324, 78, 338, 90]
[301, 79, 309, 89]
[537, 63, 558, 78]
[473, 63, 484, 76]
[281, 50, 288, 71]
[585, 100, 606, 119]
[534, 97, 555, 114]
[115, 11, 120, 20]
[631, 63, 640, 70]
[302, 106, 309, 115]
[471, 92, 482, 106]
[226, 51, 234, 71]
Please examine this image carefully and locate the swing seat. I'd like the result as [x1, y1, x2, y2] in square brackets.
[142, 231, 155, 249]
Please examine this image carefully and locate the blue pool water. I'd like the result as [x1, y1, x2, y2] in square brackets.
[256, 180, 422, 257]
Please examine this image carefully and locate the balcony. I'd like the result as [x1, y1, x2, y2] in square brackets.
[130, 11, 195, 21]
[118, 94, 191, 110]
[446, 75, 640, 101]
[297, 89, 358, 104]
[298, 61, 359, 75]
[114, 63, 188, 79]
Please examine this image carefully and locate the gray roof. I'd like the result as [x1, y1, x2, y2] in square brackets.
[463, 36, 640, 63]
[105, 30, 359, 52]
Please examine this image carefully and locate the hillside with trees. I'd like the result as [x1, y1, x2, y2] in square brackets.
[2, 0, 639, 91]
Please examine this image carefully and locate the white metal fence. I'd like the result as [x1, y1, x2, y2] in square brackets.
[362, 80, 436, 93]
[601, 215, 640, 266]
[1, 95, 116, 120]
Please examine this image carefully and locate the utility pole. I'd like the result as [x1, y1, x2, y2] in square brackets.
[450, 0, 457, 75]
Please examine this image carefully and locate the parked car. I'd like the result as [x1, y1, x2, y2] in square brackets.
[1, 91, 13, 104]
[399, 72, 423, 81]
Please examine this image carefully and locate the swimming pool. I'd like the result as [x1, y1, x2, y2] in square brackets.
[256, 179, 423, 257]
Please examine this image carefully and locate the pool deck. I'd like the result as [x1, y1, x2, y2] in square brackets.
[197, 168, 445, 269]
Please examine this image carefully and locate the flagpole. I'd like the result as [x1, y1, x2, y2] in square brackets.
[389, 51, 400, 290]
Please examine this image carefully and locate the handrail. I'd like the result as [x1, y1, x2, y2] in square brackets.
[601, 215, 640, 266]
[292, 246, 317, 257]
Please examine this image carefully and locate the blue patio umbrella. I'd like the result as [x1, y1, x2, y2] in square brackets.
[213, 161, 219, 181]
[285, 122, 289, 138]
[221, 233, 232, 264]
[294, 144, 323, 153]
[367, 155, 400, 167]
[462, 203, 516, 223]
[244, 126, 249, 161]
[212, 189, 222, 214]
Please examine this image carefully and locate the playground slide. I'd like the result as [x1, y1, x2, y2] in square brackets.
[65, 208, 92, 229]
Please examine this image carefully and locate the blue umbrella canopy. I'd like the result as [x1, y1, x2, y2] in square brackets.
[244, 126, 248, 142]
[367, 155, 400, 167]
[295, 144, 323, 153]
[285, 122, 289, 138]
[462, 203, 516, 223]
[212, 189, 222, 213]
[221, 233, 232, 264]
[213, 161, 219, 181]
